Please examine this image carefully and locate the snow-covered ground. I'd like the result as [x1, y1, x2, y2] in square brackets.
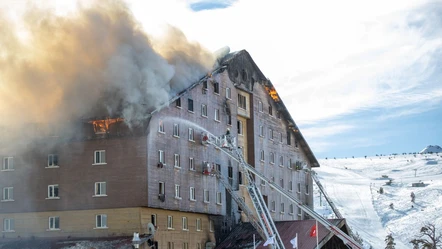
[313, 152, 442, 249]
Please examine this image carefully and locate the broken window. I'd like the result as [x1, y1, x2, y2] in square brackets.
[287, 131, 291, 145]
[175, 98, 181, 108]
[213, 82, 219, 94]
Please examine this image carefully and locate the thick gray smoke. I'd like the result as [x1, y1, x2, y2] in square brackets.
[0, 0, 215, 132]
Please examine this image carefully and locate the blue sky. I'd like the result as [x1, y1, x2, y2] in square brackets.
[3, 0, 442, 159]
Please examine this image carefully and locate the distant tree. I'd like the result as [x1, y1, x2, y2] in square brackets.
[411, 192, 416, 203]
[385, 234, 396, 249]
[379, 187, 384, 194]
[389, 203, 394, 209]
[410, 223, 442, 249]
[365, 156, 367, 159]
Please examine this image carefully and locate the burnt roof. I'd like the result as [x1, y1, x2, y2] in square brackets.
[216, 219, 348, 249]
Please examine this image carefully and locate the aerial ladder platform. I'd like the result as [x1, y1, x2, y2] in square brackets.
[201, 131, 363, 249]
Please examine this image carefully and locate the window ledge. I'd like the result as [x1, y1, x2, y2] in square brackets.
[45, 166, 60, 169]
[173, 135, 180, 138]
[189, 169, 196, 172]
[204, 201, 210, 204]
[167, 228, 174, 230]
[201, 115, 208, 118]
[271, 210, 276, 213]
[174, 166, 181, 169]
[188, 110, 194, 113]
[1, 169, 14, 172]
[188, 139, 195, 142]
[92, 163, 107, 166]
[46, 197, 60, 200]
[2, 230, 15, 233]
[182, 229, 189, 231]
[47, 229, 61, 231]
[190, 199, 196, 202]
[93, 227, 108, 230]
[289, 213, 294, 216]
[176, 106, 182, 109]
[93, 195, 108, 198]
[279, 165, 284, 168]
[214, 120, 220, 123]
[216, 202, 222, 206]
[174, 197, 182, 200]
[158, 131, 165, 134]
[1, 200, 14, 202]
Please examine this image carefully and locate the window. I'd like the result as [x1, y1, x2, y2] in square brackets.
[201, 104, 207, 117]
[168, 242, 175, 249]
[94, 182, 107, 196]
[196, 218, 202, 231]
[167, 216, 173, 229]
[281, 203, 285, 213]
[287, 131, 291, 145]
[216, 192, 222, 205]
[297, 183, 301, 193]
[289, 181, 293, 192]
[158, 150, 165, 165]
[269, 105, 273, 116]
[298, 208, 302, 216]
[214, 109, 220, 121]
[158, 120, 165, 133]
[188, 128, 194, 141]
[277, 111, 281, 119]
[237, 120, 243, 135]
[203, 189, 209, 203]
[94, 150, 106, 165]
[197, 243, 201, 249]
[227, 115, 232, 126]
[270, 152, 275, 164]
[175, 184, 181, 199]
[279, 156, 284, 166]
[280, 132, 283, 143]
[289, 204, 294, 214]
[258, 101, 263, 112]
[209, 220, 215, 232]
[287, 158, 292, 169]
[215, 164, 221, 174]
[189, 157, 195, 171]
[280, 178, 284, 189]
[305, 184, 309, 195]
[213, 82, 219, 94]
[269, 128, 273, 140]
[49, 216, 60, 230]
[189, 187, 196, 201]
[159, 182, 165, 195]
[173, 124, 180, 137]
[174, 154, 180, 168]
[47, 154, 59, 167]
[47, 184, 59, 199]
[188, 98, 194, 112]
[182, 217, 188, 230]
[2, 187, 13, 201]
[226, 87, 231, 99]
[151, 214, 157, 227]
[271, 201, 276, 212]
[238, 94, 246, 109]
[295, 140, 298, 148]
[3, 218, 14, 232]
[175, 98, 181, 108]
[260, 150, 265, 161]
[2, 157, 13, 170]
[96, 214, 107, 228]
[228, 166, 233, 179]
[238, 171, 243, 185]
[183, 243, 189, 249]
[259, 125, 264, 137]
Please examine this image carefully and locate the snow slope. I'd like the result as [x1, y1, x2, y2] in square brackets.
[420, 145, 442, 154]
[314, 152, 442, 249]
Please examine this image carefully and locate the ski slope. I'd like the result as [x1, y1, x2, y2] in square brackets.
[314, 152, 442, 249]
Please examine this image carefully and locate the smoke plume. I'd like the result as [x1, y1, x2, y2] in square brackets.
[0, 0, 215, 132]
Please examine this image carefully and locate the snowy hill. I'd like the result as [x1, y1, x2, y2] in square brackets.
[420, 145, 442, 154]
[313, 153, 442, 249]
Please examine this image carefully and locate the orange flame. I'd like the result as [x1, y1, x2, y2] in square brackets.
[265, 86, 280, 102]
[89, 118, 124, 134]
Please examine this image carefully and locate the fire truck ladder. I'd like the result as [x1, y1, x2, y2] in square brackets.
[202, 132, 285, 249]
[310, 171, 343, 219]
[201, 131, 363, 249]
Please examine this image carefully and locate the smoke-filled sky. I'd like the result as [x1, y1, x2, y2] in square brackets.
[0, 0, 214, 129]
[2, 0, 442, 158]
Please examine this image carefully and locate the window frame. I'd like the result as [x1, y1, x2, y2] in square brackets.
[93, 150, 106, 165]
[2, 157, 14, 171]
[269, 152, 275, 164]
[189, 187, 196, 201]
[48, 216, 60, 230]
[173, 124, 180, 137]
[258, 101, 263, 112]
[47, 154, 59, 168]
[216, 192, 222, 205]
[238, 94, 246, 110]
[188, 98, 194, 112]
[214, 108, 220, 122]
[175, 184, 181, 199]
[213, 82, 220, 94]
[260, 150, 265, 162]
[174, 154, 180, 168]
[2, 187, 13, 201]
[189, 157, 195, 171]
[94, 182, 107, 197]
[203, 189, 210, 203]
[159, 182, 165, 195]
[96, 214, 108, 229]
[47, 184, 60, 199]
[237, 120, 243, 135]
[259, 125, 264, 137]
[158, 150, 165, 165]
[226, 87, 231, 99]
[175, 98, 181, 108]
[188, 128, 194, 141]
[196, 218, 202, 231]
[3, 218, 14, 232]
[271, 201, 276, 212]
[182, 217, 188, 231]
[158, 120, 165, 133]
[201, 104, 208, 117]
[167, 215, 173, 229]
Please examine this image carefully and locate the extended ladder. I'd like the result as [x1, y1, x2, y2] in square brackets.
[202, 132, 284, 249]
[202, 131, 363, 249]
[310, 171, 343, 219]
